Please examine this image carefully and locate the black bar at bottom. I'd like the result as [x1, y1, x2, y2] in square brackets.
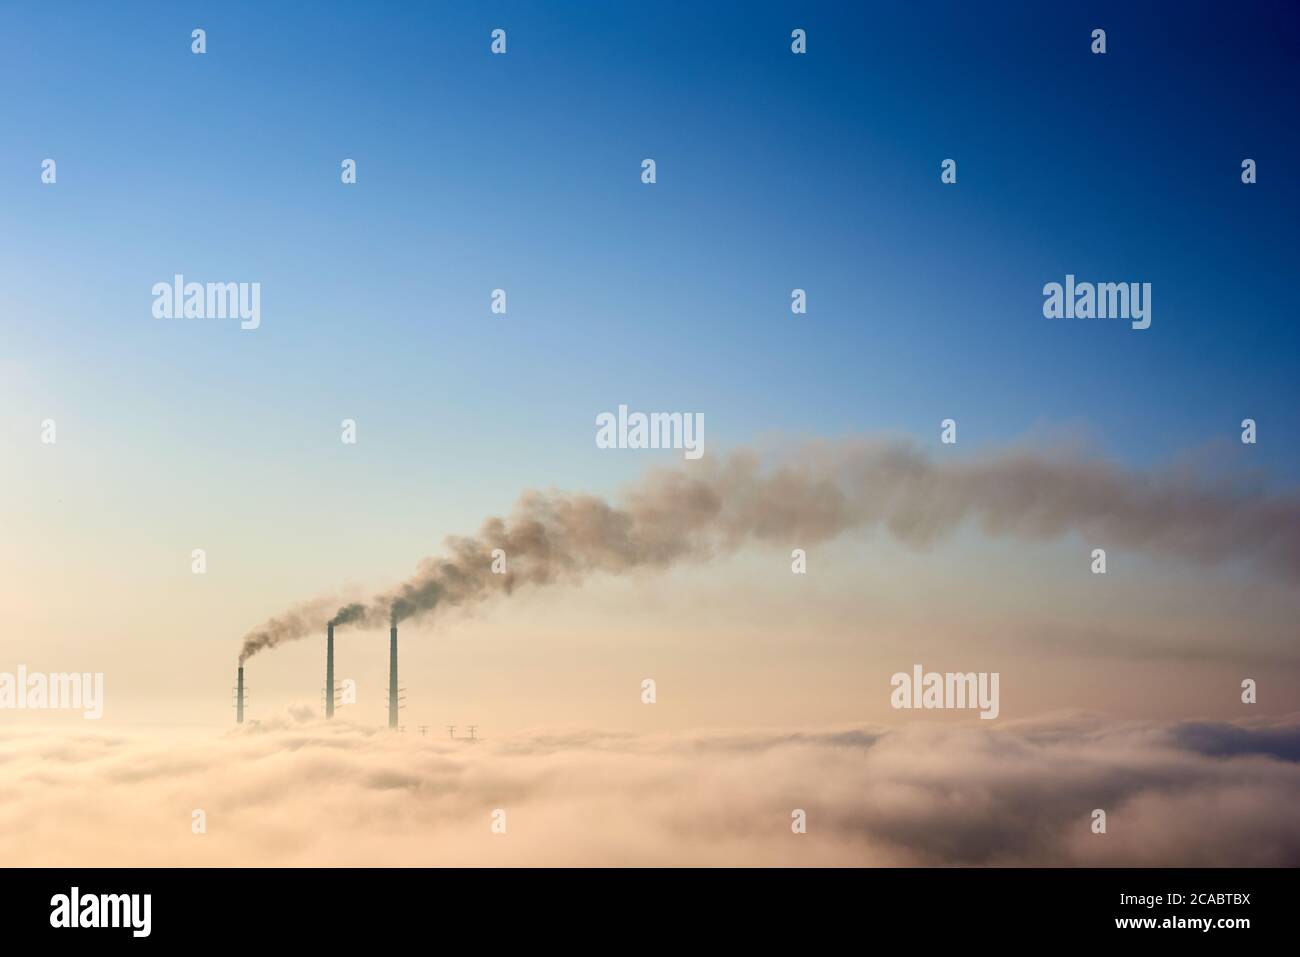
[0, 867, 1287, 944]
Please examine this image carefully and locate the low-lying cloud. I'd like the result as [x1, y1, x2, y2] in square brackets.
[2, 713, 1297, 866]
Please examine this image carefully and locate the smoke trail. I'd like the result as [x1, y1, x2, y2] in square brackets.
[236, 438, 1300, 660]
[240, 600, 369, 663]
[329, 603, 367, 628]
[239, 597, 337, 664]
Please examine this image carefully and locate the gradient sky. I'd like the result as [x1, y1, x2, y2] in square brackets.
[1, 1, 1297, 731]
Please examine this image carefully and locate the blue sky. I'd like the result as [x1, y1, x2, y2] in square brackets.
[2, 0, 1297, 586]
[0, 0, 1297, 730]
[4, 2, 1296, 488]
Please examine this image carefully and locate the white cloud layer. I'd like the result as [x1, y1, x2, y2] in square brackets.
[2, 711, 1297, 866]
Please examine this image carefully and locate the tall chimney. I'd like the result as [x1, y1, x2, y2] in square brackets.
[325, 622, 335, 719]
[388, 623, 398, 728]
[236, 666, 245, 724]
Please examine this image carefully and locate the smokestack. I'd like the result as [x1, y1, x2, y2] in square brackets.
[236, 666, 245, 724]
[388, 623, 398, 729]
[325, 622, 335, 719]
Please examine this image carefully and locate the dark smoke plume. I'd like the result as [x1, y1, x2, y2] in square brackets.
[329, 603, 367, 628]
[239, 597, 336, 664]
[237, 438, 1300, 661]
